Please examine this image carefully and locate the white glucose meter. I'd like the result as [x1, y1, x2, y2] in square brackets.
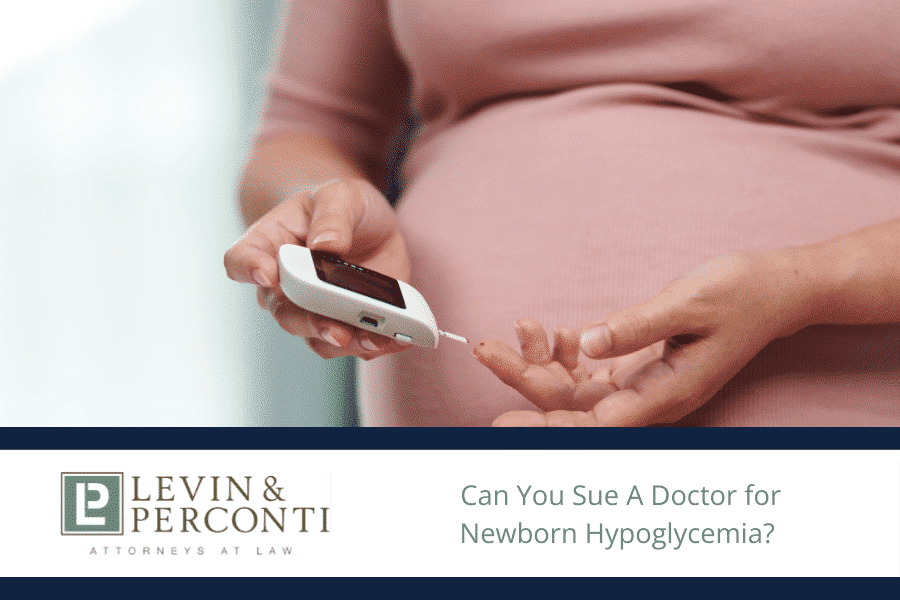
[277, 244, 467, 349]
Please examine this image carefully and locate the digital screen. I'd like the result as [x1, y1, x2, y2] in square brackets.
[311, 250, 406, 309]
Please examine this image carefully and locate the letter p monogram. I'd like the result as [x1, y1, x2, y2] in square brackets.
[61, 473, 123, 535]
[76, 482, 109, 525]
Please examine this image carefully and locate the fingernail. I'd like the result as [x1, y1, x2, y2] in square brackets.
[581, 324, 612, 356]
[251, 268, 271, 287]
[311, 231, 339, 247]
[359, 337, 379, 352]
[320, 328, 342, 347]
[394, 336, 412, 347]
[514, 323, 524, 347]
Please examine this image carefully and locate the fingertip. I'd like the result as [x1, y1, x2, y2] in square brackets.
[555, 324, 577, 338]
[224, 244, 279, 285]
[324, 326, 356, 349]
[554, 325, 578, 349]
[309, 235, 352, 256]
[358, 336, 380, 352]
[319, 328, 344, 348]
[552, 325, 581, 372]
[581, 324, 612, 357]
[515, 317, 552, 366]
[302, 312, 352, 347]
[250, 268, 272, 288]
[472, 339, 507, 360]
[310, 231, 340, 248]
[515, 316, 542, 331]
[473, 340, 532, 387]
[472, 339, 492, 361]
[306, 185, 359, 254]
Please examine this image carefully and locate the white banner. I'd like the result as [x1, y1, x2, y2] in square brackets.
[1, 450, 897, 576]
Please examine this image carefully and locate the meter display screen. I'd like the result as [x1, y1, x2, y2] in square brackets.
[311, 250, 406, 309]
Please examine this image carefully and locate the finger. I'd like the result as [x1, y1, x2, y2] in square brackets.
[599, 364, 682, 427]
[534, 360, 597, 411]
[356, 330, 400, 353]
[225, 244, 280, 288]
[306, 338, 348, 359]
[473, 339, 535, 387]
[515, 317, 552, 366]
[607, 342, 665, 390]
[591, 339, 736, 426]
[474, 339, 574, 412]
[224, 202, 311, 286]
[552, 325, 581, 372]
[304, 180, 368, 255]
[306, 336, 408, 360]
[580, 289, 697, 359]
[498, 335, 744, 428]
[544, 362, 577, 387]
[266, 291, 355, 347]
[589, 361, 613, 384]
[264, 285, 409, 358]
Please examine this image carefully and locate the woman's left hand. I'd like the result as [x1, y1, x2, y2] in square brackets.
[474, 250, 811, 426]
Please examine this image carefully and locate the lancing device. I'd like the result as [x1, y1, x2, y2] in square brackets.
[277, 244, 469, 349]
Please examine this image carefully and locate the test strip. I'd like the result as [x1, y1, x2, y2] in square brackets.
[438, 330, 469, 344]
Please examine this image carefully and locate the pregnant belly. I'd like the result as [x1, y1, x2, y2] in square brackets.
[363, 85, 900, 426]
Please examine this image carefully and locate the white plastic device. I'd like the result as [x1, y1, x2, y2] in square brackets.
[278, 244, 443, 349]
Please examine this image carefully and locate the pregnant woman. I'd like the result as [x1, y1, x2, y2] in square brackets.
[225, 1, 900, 426]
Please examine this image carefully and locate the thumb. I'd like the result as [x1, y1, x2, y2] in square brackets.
[304, 179, 368, 255]
[580, 289, 693, 358]
[305, 178, 398, 260]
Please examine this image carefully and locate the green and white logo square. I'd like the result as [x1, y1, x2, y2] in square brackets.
[61, 472, 124, 535]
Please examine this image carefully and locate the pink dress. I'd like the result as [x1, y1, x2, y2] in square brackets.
[260, 1, 900, 426]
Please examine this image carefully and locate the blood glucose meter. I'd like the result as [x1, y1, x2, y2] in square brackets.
[277, 244, 468, 349]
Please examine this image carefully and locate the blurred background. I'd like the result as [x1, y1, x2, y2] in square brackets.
[0, 0, 357, 426]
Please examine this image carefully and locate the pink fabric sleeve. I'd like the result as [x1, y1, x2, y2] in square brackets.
[258, 0, 409, 175]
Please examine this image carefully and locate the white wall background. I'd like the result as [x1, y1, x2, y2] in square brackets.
[0, 0, 355, 426]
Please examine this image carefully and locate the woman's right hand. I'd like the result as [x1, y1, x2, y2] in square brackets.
[224, 177, 412, 360]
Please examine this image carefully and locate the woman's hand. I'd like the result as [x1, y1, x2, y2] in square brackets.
[224, 177, 412, 360]
[473, 317, 631, 413]
[475, 251, 812, 426]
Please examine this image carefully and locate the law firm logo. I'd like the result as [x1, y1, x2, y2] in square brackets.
[61, 472, 124, 535]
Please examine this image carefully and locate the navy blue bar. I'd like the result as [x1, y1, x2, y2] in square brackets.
[2, 576, 896, 590]
[1, 427, 897, 450]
